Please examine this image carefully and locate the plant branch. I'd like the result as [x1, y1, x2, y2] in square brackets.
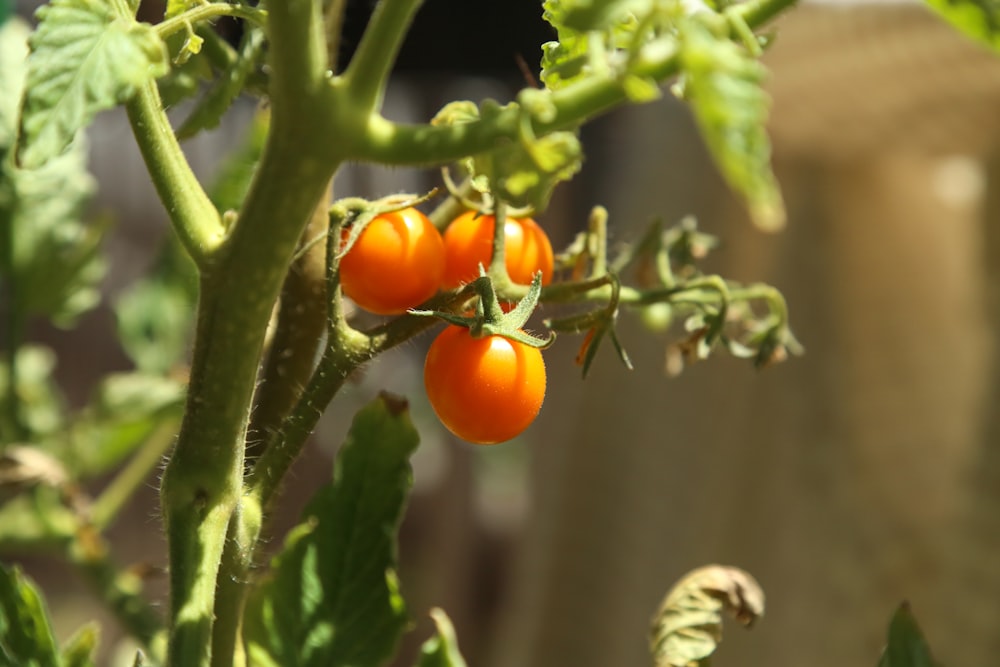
[156, 0, 340, 663]
[125, 83, 225, 266]
[337, 0, 798, 166]
[246, 185, 331, 464]
[155, 4, 267, 40]
[341, 0, 425, 112]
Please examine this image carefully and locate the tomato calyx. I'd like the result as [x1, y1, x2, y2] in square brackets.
[330, 191, 438, 260]
[412, 269, 554, 351]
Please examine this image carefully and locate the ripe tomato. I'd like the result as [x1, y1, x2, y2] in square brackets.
[441, 211, 554, 289]
[339, 208, 445, 315]
[424, 325, 546, 445]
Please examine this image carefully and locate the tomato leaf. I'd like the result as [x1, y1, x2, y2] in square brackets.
[47, 373, 184, 479]
[60, 622, 99, 667]
[675, 18, 784, 230]
[115, 234, 197, 375]
[1, 138, 104, 327]
[17, 0, 168, 169]
[416, 609, 468, 667]
[244, 393, 417, 667]
[923, 0, 1000, 52]
[0, 562, 60, 667]
[0, 17, 30, 151]
[877, 603, 940, 667]
[175, 26, 265, 139]
[209, 107, 269, 214]
[649, 565, 765, 667]
[0, 345, 65, 443]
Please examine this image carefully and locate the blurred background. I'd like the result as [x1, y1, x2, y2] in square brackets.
[9, 0, 1000, 665]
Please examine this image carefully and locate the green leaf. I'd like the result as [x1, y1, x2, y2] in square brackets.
[244, 393, 418, 667]
[0, 345, 65, 443]
[0, 562, 60, 667]
[924, 0, 1000, 52]
[0, 17, 30, 151]
[115, 234, 197, 374]
[416, 609, 467, 667]
[676, 18, 785, 230]
[649, 565, 765, 667]
[60, 623, 99, 667]
[209, 107, 269, 214]
[175, 26, 265, 139]
[877, 603, 940, 667]
[52, 373, 185, 478]
[1, 137, 104, 326]
[17, 0, 169, 169]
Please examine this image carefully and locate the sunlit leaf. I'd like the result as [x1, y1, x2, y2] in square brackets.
[244, 394, 418, 667]
[0, 17, 30, 151]
[17, 0, 168, 168]
[649, 564, 765, 667]
[924, 0, 1000, 52]
[676, 18, 784, 230]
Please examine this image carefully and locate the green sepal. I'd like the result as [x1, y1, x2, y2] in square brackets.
[412, 273, 555, 350]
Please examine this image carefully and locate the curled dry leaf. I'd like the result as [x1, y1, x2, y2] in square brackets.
[649, 565, 765, 667]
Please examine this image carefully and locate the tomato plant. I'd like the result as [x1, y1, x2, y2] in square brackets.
[424, 325, 546, 445]
[338, 207, 445, 314]
[442, 210, 555, 288]
[0, 0, 831, 664]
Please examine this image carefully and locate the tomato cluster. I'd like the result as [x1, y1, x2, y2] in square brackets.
[338, 206, 553, 445]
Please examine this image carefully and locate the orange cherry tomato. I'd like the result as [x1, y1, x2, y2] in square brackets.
[441, 211, 554, 289]
[339, 208, 445, 315]
[424, 325, 546, 445]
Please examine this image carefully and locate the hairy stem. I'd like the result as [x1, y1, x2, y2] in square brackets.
[246, 186, 332, 463]
[125, 83, 225, 266]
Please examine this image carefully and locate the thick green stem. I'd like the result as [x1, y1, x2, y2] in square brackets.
[154, 1, 336, 664]
[342, 0, 425, 112]
[246, 187, 331, 463]
[125, 84, 224, 266]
